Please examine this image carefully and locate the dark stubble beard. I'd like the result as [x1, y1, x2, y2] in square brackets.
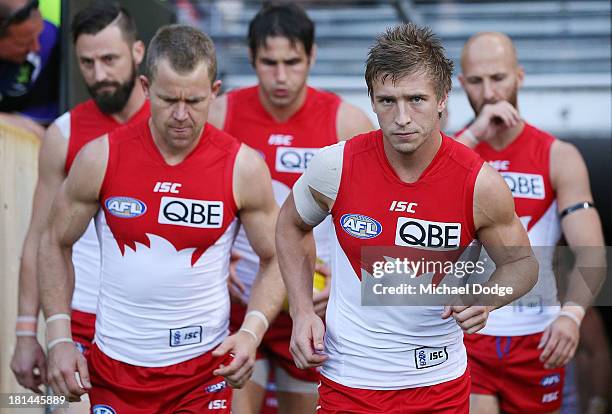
[88, 62, 137, 114]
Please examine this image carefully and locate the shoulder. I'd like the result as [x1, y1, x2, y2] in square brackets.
[445, 134, 484, 169]
[336, 100, 375, 141]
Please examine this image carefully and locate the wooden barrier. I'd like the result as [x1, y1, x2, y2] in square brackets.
[0, 121, 43, 414]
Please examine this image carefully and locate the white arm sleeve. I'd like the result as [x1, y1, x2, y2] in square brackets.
[293, 141, 345, 226]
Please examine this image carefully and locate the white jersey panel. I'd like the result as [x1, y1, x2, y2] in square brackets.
[95, 217, 238, 367]
[322, 226, 467, 389]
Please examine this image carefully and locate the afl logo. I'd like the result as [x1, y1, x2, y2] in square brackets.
[105, 196, 147, 218]
[92, 405, 116, 414]
[340, 214, 382, 239]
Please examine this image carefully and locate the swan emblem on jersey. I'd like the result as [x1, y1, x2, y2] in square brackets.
[340, 214, 382, 239]
[105, 196, 147, 218]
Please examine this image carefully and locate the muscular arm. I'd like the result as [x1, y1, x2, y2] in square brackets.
[39, 137, 107, 318]
[18, 124, 68, 321]
[473, 163, 538, 308]
[37, 136, 107, 399]
[550, 140, 606, 308]
[234, 144, 285, 327]
[336, 100, 375, 141]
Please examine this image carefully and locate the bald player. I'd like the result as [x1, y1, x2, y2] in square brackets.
[456, 32, 606, 414]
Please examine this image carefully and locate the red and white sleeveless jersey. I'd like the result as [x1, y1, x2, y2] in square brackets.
[96, 120, 240, 367]
[325, 131, 483, 389]
[474, 123, 561, 336]
[224, 86, 340, 297]
[54, 99, 150, 314]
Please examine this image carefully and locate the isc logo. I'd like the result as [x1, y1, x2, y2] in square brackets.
[395, 217, 461, 250]
[542, 391, 559, 403]
[501, 172, 545, 199]
[389, 201, 418, 213]
[414, 346, 448, 369]
[208, 400, 227, 410]
[154, 181, 182, 194]
[340, 214, 382, 239]
[158, 197, 223, 228]
[105, 197, 147, 218]
[268, 134, 294, 146]
[275, 147, 317, 173]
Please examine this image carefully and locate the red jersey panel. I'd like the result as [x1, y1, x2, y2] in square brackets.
[224, 85, 341, 295]
[96, 120, 240, 366]
[224, 85, 340, 187]
[65, 99, 150, 172]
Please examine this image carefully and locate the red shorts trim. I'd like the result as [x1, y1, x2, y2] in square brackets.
[87, 343, 232, 413]
[317, 371, 470, 414]
[464, 332, 564, 413]
[230, 302, 319, 383]
[70, 309, 95, 354]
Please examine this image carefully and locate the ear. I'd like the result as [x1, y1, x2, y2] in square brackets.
[457, 73, 466, 90]
[516, 65, 525, 89]
[437, 93, 449, 114]
[308, 43, 317, 69]
[132, 40, 145, 66]
[139, 75, 150, 98]
[211, 79, 222, 98]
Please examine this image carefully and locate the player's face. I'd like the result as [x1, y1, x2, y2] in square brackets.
[0, 9, 43, 63]
[143, 58, 221, 152]
[459, 46, 523, 115]
[253, 36, 312, 108]
[371, 71, 446, 155]
[76, 24, 144, 114]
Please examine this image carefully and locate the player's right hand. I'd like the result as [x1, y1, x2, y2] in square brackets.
[289, 311, 328, 369]
[47, 342, 91, 401]
[469, 101, 521, 141]
[10, 336, 47, 394]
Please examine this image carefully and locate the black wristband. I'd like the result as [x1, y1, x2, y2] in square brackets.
[560, 201, 594, 219]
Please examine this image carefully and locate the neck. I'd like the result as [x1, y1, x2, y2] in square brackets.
[383, 131, 443, 184]
[109, 83, 146, 124]
[259, 85, 308, 123]
[487, 120, 525, 151]
[148, 119, 203, 166]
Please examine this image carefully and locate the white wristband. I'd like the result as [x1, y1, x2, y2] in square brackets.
[47, 337, 74, 350]
[562, 302, 586, 317]
[245, 310, 269, 330]
[558, 310, 582, 327]
[239, 328, 259, 343]
[16, 331, 37, 337]
[16, 316, 38, 323]
[46, 313, 71, 324]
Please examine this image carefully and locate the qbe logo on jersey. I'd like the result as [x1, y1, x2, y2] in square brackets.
[158, 197, 223, 228]
[395, 217, 461, 250]
[501, 172, 545, 199]
[275, 147, 318, 173]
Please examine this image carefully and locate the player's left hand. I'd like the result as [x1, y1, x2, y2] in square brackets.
[538, 315, 579, 369]
[313, 262, 331, 318]
[212, 330, 257, 388]
[442, 305, 490, 334]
